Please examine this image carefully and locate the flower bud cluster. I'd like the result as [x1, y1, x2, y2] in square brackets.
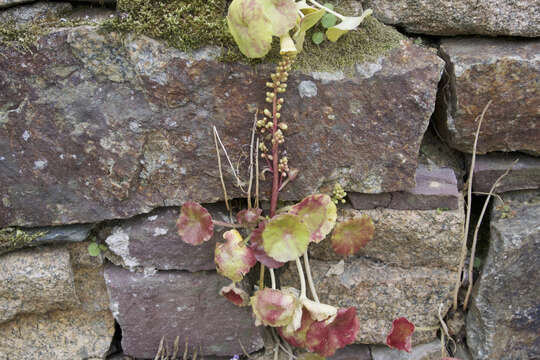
[278, 156, 289, 174]
[332, 183, 347, 204]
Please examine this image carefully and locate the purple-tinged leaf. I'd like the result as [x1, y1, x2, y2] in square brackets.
[250, 222, 285, 269]
[251, 288, 298, 327]
[305, 307, 359, 357]
[386, 317, 415, 352]
[290, 194, 337, 243]
[263, 214, 310, 262]
[236, 208, 262, 226]
[215, 230, 256, 282]
[278, 307, 315, 348]
[176, 202, 214, 245]
[219, 283, 250, 307]
[331, 216, 374, 256]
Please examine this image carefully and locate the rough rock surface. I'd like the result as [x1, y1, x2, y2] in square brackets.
[104, 204, 228, 272]
[280, 258, 454, 344]
[364, 0, 540, 37]
[0, 242, 115, 359]
[329, 344, 371, 360]
[104, 264, 264, 358]
[467, 190, 540, 360]
[0, 1, 72, 25]
[472, 153, 540, 193]
[371, 340, 441, 360]
[0, 0, 31, 9]
[0, 25, 444, 227]
[349, 164, 460, 210]
[435, 38, 540, 155]
[0, 246, 78, 323]
[309, 205, 464, 270]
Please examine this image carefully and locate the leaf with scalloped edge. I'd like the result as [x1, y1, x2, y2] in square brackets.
[326, 9, 372, 42]
[302, 297, 337, 322]
[290, 194, 337, 243]
[237, 208, 262, 226]
[251, 288, 298, 327]
[215, 230, 256, 282]
[331, 216, 374, 256]
[250, 222, 285, 269]
[176, 202, 214, 245]
[262, 0, 297, 36]
[227, 0, 273, 58]
[219, 283, 250, 307]
[278, 307, 315, 348]
[386, 317, 415, 352]
[305, 307, 359, 357]
[263, 214, 310, 262]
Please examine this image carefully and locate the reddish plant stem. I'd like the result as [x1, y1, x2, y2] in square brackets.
[269, 81, 280, 218]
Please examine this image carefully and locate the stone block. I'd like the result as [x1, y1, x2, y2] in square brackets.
[104, 264, 264, 358]
[435, 38, 540, 155]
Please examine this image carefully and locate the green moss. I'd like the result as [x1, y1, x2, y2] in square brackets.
[0, 227, 47, 256]
[100, 0, 404, 70]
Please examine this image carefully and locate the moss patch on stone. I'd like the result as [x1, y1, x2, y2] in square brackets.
[0, 227, 47, 256]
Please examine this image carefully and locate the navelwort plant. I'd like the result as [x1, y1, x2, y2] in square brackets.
[176, 0, 417, 358]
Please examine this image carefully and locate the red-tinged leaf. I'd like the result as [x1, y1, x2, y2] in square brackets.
[289, 194, 337, 243]
[176, 202, 214, 245]
[215, 230, 256, 282]
[305, 307, 359, 357]
[386, 317, 415, 352]
[251, 288, 297, 327]
[331, 216, 374, 256]
[278, 307, 315, 348]
[250, 222, 285, 269]
[237, 208, 262, 226]
[219, 283, 250, 307]
[263, 213, 310, 262]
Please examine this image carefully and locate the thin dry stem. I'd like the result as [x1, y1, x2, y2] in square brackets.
[438, 303, 455, 356]
[238, 339, 253, 359]
[259, 264, 266, 290]
[463, 159, 517, 310]
[303, 251, 319, 302]
[453, 100, 492, 310]
[213, 126, 231, 219]
[214, 126, 246, 192]
[247, 112, 257, 209]
[212, 220, 244, 228]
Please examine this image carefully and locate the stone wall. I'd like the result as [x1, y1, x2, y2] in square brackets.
[0, 1, 538, 359]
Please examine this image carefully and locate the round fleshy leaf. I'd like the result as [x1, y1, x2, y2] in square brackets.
[331, 216, 374, 256]
[236, 208, 262, 226]
[321, 13, 337, 28]
[278, 307, 315, 348]
[326, 10, 372, 42]
[219, 283, 250, 307]
[251, 288, 297, 327]
[227, 0, 273, 58]
[88, 243, 101, 257]
[302, 297, 337, 322]
[290, 194, 337, 243]
[386, 317, 415, 352]
[305, 307, 359, 357]
[215, 230, 256, 282]
[250, 222, 285, 269]
[176, 202, 214, 245]
[262, 214, 310, 262]
[261, 0, 297, 36]
[312, 31, 324, 45]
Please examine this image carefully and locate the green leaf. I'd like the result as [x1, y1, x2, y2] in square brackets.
[323, 3, 334, 10]
[326, 9, 372, 42]
[312, 31, 324, 45]
[88, 242, 101, 257]
[289, 194, 337, 243]
[321, 13, 337, 28]
[294, 8, 326, 50]
[227, 0, 273, 58]
[262, 0, 298, 36]
[263, 214, 310, 262]
[331, 216, 374, 256]
[98, 244, 108, 251]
